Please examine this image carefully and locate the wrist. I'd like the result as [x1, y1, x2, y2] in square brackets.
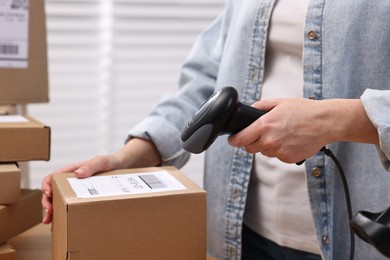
[114, 138, 162, 169]
[321, 99, 378, 144]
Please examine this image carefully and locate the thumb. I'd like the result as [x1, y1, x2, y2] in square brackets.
[251, 99, 281, 111]
[73, 156, 116, 179]
[74, 167, 90, 178]
[73, 161, 98, 178]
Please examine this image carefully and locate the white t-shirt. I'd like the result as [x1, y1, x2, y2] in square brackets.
[243, 0, 321, 255]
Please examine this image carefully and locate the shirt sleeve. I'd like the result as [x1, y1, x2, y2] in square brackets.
[125, 3, 232, 168]
[361, 88, 390, 171]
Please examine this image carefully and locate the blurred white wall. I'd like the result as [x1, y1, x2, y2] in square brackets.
[27, 0, 225, 188]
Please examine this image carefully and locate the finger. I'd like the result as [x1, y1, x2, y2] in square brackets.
[51, 162, 84, 175]
[73, 156, 113, 179]
[251, 98, 281, 111]
[41, 162, 85, 195]
[42, 209, 52, 224]
[73, 162, 100, 179]
[41, 191, 53, 224]
[50, 160, 94, 179]
[40, 161, 93, 224]
[244, 142, 263, 154]
[228, 118, 263, 147]
[41, 174, 53, 198]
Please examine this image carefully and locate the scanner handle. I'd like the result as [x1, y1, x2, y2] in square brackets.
[224, 103, 267, 134]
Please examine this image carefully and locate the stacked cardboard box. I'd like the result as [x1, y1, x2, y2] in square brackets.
[7, 224, 51, 260]
[52, 166, 207, 260]
[0, 115, 50, 162]
[0, 0, 50, 259]
[0, 0, 48, 105]
[0, 243, 16, 260]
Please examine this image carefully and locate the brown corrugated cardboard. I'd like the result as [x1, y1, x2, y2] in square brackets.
[0, 0, 48, 104]
[0, 189, 42, 245]
[0, 163, 20, 204]
[8, 224, 51, 260]
[0, 105, 16, 115]
[52, 166, 206, 260]
[0, 115, 50, 162]
[0, 243, 16, 260]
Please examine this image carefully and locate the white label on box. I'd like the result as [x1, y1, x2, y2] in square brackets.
[0, 0, 29, 68]
[67, 170, 187, 199]
[0, 115, 28, 122]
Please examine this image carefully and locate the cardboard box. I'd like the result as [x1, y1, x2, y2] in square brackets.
[0, 105, 16, 115]
[0, 243, 16, 260]
[0, 163, 20, 205]
[0, 189, 42, 245]
[0, 0, 48, 104]
[0, 115, 50, 162]
[8, 224, 51, 260]
[52, 166, 206, 260]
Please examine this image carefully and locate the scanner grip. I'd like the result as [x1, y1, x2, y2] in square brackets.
[224, 103, 267, 134]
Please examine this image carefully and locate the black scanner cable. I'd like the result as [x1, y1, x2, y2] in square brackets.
[320, 146, 355, 260]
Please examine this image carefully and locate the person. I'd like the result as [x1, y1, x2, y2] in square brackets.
[42, 0, 390, 259]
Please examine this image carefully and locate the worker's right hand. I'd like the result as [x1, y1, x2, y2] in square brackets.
[41, 155, 123, 224]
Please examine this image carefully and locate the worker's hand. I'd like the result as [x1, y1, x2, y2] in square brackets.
[228, 97, 378, 163]
[228, 98, 332, 163]
[41, 155, 123, 224]
[41, 138, 163, 224]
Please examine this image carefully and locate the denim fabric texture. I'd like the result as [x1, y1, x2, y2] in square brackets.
[241, 224, 322, 260]
[128, 0, 390, 259]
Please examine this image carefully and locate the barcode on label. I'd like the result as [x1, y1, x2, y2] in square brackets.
[88, 188, 99, 195]
[0, 44, 18, 55]
[139, 174, 167, 189]
[11, 0, 28, 10]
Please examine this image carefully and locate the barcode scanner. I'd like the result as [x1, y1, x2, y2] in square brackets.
[181, 86, 305, 164]
[181, 86, 266, 154]
[350, 207, 390, 258]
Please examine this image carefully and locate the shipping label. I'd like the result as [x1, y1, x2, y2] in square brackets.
[67, 170, 187, 199]
[0, 115, 28, 122]
[0, 0, 29, 68]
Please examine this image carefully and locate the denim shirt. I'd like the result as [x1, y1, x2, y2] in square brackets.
[128, 0, 390, 259]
